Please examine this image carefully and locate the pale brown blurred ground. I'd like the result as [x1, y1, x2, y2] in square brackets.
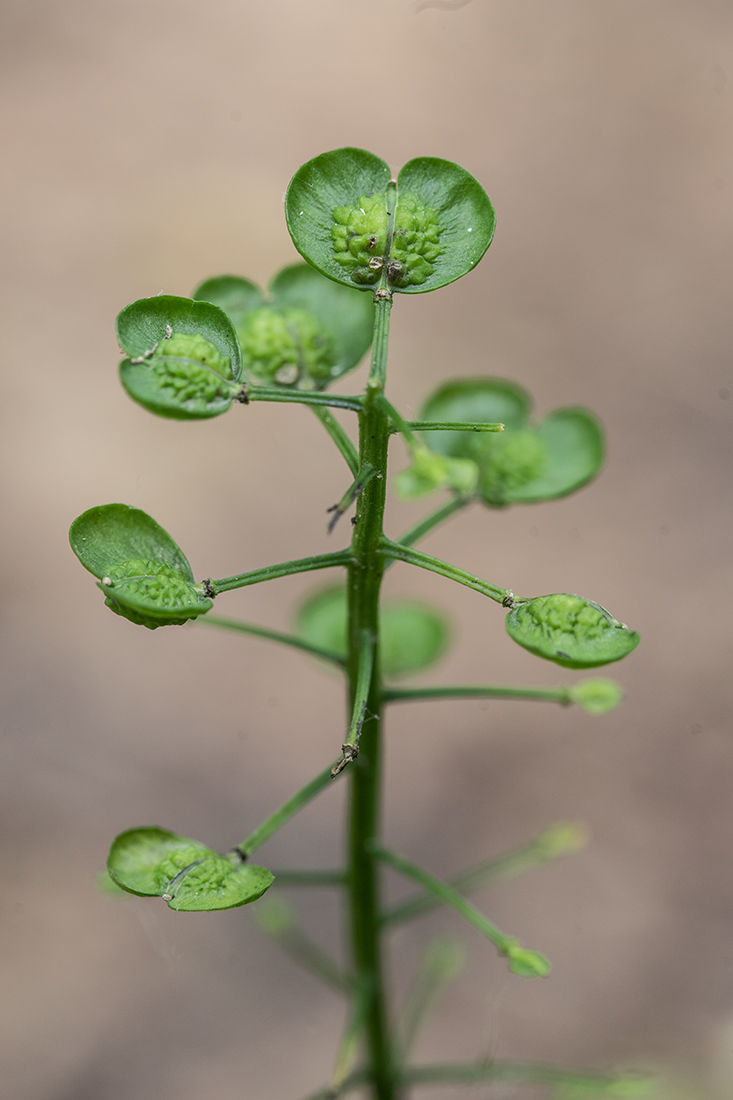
[1, 1, 732, 1098]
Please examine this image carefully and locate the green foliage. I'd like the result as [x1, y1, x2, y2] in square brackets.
[194, 263, 374, 390]
[285, 147, 495, 293]
[413, 378, 604, 505]
[296, 584, 450, 678]
[107, 827, 273, 911]
[73, 147, 642, 1100]
[69, 503, 212, 628]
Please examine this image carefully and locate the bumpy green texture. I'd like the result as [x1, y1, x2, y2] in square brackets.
[480, 429, 547, 504]
[331, 190, 443, 288]
[193, 265, 374, 390]
[146, 333, 233, 404]
[101, 559, 211, 630]
[285, 148, 495, 293]
[237, 307, 334, 386]
[506, 594, 640, 669]
[117, 295, 242, 420]
[393, 447, 478, 500]
[107, 827, 273, 912]
[417, 379, 604, 507]
[69, 503, 212, 629]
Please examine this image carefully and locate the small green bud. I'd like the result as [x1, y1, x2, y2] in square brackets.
[394, 447, 477, 500]
[534, 821, 589, 857]
[503, 940, 551, 978]
[570, 677, 624, 715]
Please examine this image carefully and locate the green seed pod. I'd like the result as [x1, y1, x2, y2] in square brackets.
[117, 296, 242, 420]
[506, 594, 640, 669]
[107, 827, 273, 912]
[101, 559, 211, 629]
[480, 429, 547, 504]
[236, 306, 334, 387]
[503, 941, 551, 978]
[330, 189, 444, 289]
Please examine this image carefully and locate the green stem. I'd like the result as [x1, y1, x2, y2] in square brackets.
[300, 1069, 369, 1100]
[383, 823, 587, 927]
[396, 937, 465, 1061]
[328, 465, 379, 535]
[398, 421, 504, 433]
[301, 1063, 648, 1099]
[393, 495, 470, 551]
[379, 539, 514, 606]
[370, 843, 549, 977]
[238, 762, 342, 858]
[252, 900, 353, 995]
[208, 549, 351, 596]
[383, 684, 572, 705]
[198, 613, 345, 667]
[403, 1062, 649, 1092]
[376, 394, 419, 449]
[244, 385, 363, 412]
[329, 978, 373, 1092]
[346, 289, 396, 1100]
[333, 630, 375, 776]
[311, 405, 359, 475]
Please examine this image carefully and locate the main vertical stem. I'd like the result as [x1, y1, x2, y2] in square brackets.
[347, 289, 395, 1100]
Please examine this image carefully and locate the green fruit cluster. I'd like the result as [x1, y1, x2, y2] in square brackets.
[149, 332, 233, 404]
[237, 307, 335, 387]
[331, 190, 443, 288]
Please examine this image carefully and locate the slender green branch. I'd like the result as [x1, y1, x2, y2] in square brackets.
[379, 539, 515, 606]
[398, 421, 503, 433]
[300, 1069, 369, 1100]
[243, 384, 363, 412]
[403, 1062, 650, 1093]
[392, 495, 471, 552]
[383, 684, 572, 705]
[369, 843, 550, 978]
[208, 549, 352, 596]
[301, 1062, 649, 1099]
[397, 937, 465, 1062]
[252, 898, 352, 995]
[311, 405, 359, 475]
[329, 978, 373, 1094]
[328, 465, 379, 535]
[198, 613, 346, 667]
[376, 393, 419, 449]
[332, 629, 375, 776]
[269, 869, 347, 886]
[238, 761, 342, 858]
[383, 823, 587, 927]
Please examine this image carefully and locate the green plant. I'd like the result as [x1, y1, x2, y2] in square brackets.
[71, 147, 645, 1099]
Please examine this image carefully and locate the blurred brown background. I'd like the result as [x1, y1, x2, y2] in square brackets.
[1, 1, 732, 1097]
